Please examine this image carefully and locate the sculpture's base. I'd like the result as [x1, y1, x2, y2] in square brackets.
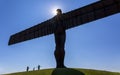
[56, 65, 66, 68]
[52, 68, 85, 75]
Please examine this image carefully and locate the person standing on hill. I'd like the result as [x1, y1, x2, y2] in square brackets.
[26, 66, 29, 72]
[33, 67, 35, 71]
[38, 65, 40, 70]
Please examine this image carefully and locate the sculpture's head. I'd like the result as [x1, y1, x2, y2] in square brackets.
[56, 9, 62, 15]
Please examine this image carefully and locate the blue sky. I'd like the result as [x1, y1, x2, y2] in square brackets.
[0, 0, 120, 74]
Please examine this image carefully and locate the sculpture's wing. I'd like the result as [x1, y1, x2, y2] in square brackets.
[8, 18, 57, 45]
[8, 0, 120, 45]
[62, 0, 120, 29]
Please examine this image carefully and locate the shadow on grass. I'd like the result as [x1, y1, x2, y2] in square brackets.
[51, 68, 85, 75]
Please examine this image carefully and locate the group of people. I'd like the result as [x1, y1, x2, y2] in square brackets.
[26, 65, 41, 71]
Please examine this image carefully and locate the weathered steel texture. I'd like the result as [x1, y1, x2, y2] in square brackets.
[8, 0, 120, 45]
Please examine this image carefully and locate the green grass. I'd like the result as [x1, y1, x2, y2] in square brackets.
[4, 68, 120, 75]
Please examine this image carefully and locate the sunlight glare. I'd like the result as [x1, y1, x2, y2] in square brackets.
[51, 6, 60, 15]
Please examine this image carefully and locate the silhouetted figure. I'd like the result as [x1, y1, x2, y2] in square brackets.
[33, 67, 35, 71]
[26, 66, 29, 72]
[54, 9, 66, 68]
[38, 65, 40, 70]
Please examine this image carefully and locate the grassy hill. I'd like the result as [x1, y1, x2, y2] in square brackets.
[4, 68, 120, 75]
